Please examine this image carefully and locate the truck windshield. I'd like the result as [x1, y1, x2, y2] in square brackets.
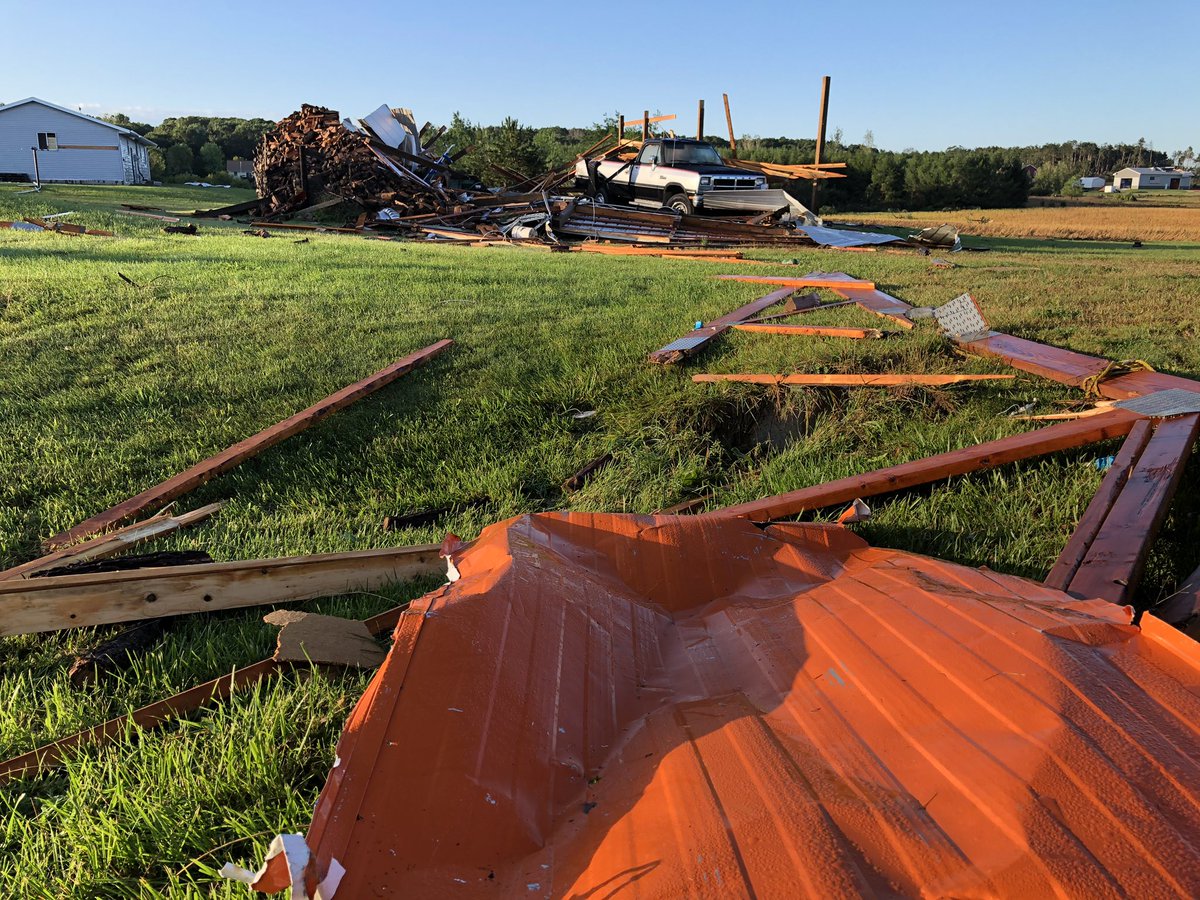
[663, 143, 724, 166]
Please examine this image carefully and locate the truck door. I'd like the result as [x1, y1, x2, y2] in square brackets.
[630, 143, 661, 204]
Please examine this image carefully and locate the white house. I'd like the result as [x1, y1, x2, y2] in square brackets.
[1078, 176, 1106, 190]
[0, 97, 156, 184]
[1112, 167, 1193, 191]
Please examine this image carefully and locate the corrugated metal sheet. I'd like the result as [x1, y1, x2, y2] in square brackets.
[242, 512, 1200, 898]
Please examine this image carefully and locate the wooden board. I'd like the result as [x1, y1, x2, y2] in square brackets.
[0, 658, 283, 785]
[45, 340, 452, 548]
[0, 544, 444, 636]
[1044, 420, 1154, 591]
[716, 274, 875, 290]
[647, 287, 795, 364]
[709, 409, 1142, 522]
[0, 502, 225, 581]
[693, 373, 1016, 386]
[1064, 414, 1200, 605]
[731, 323, 884, 339]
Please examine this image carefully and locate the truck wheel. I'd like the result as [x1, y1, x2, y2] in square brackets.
[664, 193, 693, 215]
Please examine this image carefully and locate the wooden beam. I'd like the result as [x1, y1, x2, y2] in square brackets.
[45, 340, 453, 549]
[694, 373, 1016, 387]
[642, 109, 650, 141]
[811, 75, 831, 212]
[742, 299, 854, 324]
[715, 274, 875, 290]
[723, 93, 737, 157]
[648, 287, 796, 364]
[731, 323, 884, 339]
[1045, 419, 1154, 591]
[1064, 414, 1200, 605]
[0, 597, 417, 785]
[708, 409, 1142, 523]
[622, 113, 675, 126]
[697, 99, 705, 140]
[0, 502, 225, 581]
[0, 543, 445, 637]
[0, 658, 284, 785]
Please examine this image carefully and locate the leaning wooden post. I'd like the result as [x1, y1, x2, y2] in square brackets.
[642, 109, 650, 142]
[697, 99, 705, 140]
[723, 93, 737, 157]
[811, 75, 831, 213]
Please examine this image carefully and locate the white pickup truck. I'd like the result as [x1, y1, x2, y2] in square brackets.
[575, 138, 773, 215]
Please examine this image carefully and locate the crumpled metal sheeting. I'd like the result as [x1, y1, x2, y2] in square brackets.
[242, 512, 1200, 898]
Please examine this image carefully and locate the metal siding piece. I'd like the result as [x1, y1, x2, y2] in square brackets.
[934, 293, 990, 340]
[1115, 388, 1200, 418]
[241, 511, 1200, 898]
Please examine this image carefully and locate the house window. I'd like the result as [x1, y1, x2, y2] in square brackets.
[37, 132, 58, 151]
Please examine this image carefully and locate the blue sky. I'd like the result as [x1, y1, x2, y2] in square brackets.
[4, 1, 1195, 154]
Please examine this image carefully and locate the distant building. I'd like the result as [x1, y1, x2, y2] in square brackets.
[227, 159, 255, 181]
[1112, 167, 1193, 190]
[1078, 176, 1106, 190]
[1022, 164, 1038, 180]
[0, 97, 156, 184]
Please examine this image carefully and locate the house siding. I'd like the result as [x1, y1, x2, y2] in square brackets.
[0, 102, 130, 183]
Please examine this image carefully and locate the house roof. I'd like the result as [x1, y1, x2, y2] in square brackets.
[1115, 166, 1188, 175]
[0, 97, 156, 147]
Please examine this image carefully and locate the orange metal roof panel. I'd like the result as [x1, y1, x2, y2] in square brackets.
[243, 512, 1200, 897]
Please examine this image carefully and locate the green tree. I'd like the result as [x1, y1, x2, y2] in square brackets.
[148, 148, 166, 181]
[165, 143, 195, 176]
[199, 141, 225, 175]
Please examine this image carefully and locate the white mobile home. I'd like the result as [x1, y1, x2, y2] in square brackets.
[0, 97, 156, 184]
[1078, 176, 1106, 190]
[1112, 167, 1193, 190]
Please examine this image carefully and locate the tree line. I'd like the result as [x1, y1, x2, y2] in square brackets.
[101, 108, 1193, 209]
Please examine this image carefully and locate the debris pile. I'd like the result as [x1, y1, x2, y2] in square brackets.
[254, 104, 461, 217]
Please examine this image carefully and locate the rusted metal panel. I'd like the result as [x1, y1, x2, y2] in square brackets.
[233, 512, 1200, 897]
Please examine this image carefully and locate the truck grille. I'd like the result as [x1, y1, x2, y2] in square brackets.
[710, 176, 759, 190]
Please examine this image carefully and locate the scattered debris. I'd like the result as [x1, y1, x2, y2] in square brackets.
[730, 323, 885, 339]
[163, 223, 198, 235]
[562, 453, 614, 493]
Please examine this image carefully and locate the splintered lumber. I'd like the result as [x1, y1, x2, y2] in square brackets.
[0, 658, 284, 785]
[708, 408, 1142, 523]
[716, 274, 875, 290]
[693, 373, 1016, 387]
[731, 323, 884, 339]
[1059, 414, 1200, 605]
[1045, 419, 1154, 591]
[45, 340, 453, 549]
[0, 502, 225, 581]
[0, 544, 444, 637]
[648, 288, 796, 364]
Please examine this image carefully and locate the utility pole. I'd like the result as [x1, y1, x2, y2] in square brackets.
[617, 115, 624, 143]
[811, 75, 831, 213]
[696, 99, 705, 140]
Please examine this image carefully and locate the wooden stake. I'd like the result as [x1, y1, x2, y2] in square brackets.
[697, 99, 705, 140]
[643, 109, 650, 142]
[811, 76, 831, 212]
[723, 93, 737, 157]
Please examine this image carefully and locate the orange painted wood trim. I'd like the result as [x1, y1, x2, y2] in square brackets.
[1044, 419, 1154, 591]
[709, 409, 1142, 522]
[1066, 414, 1200, 605]
[716, 274, 875, 290]
[693, 373, 1016, 386]
[731, 323, 883, 339]
[45, 340, 454, 548]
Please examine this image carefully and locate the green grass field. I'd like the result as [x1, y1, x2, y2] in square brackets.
[3, 183, 1200, 896]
